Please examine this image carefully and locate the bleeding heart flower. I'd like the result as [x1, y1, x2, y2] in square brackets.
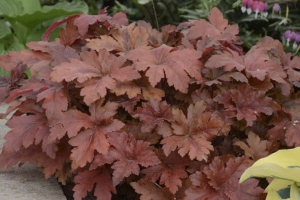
[273, 3, 280, 13]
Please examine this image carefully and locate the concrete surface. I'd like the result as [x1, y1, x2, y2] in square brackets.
[0, 104, 67, 200]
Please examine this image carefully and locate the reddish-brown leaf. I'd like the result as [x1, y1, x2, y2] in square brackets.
[87, 22, 149, 53]
[234, 131, 269, 161]
[280, 98, 300, 146]
[0, 76, 11, 104]
[133, 99, 173, 134]
[142, 151, 190, 194]
[37, 85, 68, 125]
[107, 132, 160, 185]
[186, 156, 264, 200]
[49, 109, 92, 142]
[73, 13, 110, 36]
[42, 14, 80, 41]
[27, 41, 80, 66]
[0, 49, 48, 72]
[69, 129, 109, 169]
[5, 77, 49, 103]
[126, 44, 202, 93]
[187, 7, 239, 43]
[51, 50, 140, 105]
[131, 179, 174, 200]
[205, 50, 245, 71]
[161, 102, 229, 161]
[59, 17, 80, 46]
[66, 101, 124, 169]
[3, 113, 55, 156]
[214, 85, 280, 126]
[73, 167, 116, 200]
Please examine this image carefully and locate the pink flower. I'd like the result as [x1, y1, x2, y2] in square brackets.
[273, 3, 280, 13]
[242, 0, 248, 6]
[241, 0, 248, 13]
[247, 0, 254, 14]
[284, 30, 293, 46]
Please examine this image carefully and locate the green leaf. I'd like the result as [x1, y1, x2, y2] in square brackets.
[17, 0, 41, 14]
[0, 0, 22, 17]
[0, 20, 11, 39]
[6, 36, 25, 52]
[14, 1, 88, 30]
[137, 0, 151, 5]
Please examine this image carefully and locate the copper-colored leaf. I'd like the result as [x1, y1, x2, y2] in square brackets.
[133, 99, 173, 133]
[131, 180, 174, 200]
[161, 102, 229, 161]
[107, 132, 160, 185]
[234, 132, 269, 161]
[127, 44, 202, 93]
[73, 167, 116, 200]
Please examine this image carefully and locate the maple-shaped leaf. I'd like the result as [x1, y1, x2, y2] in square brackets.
[137, 20, 163, 45]
[187, 7, 239, 42]
[276, 98, 300, 147]
[244, 51, 279, 81]
[186, 156, 264, 200]
[27, 41, 80, 66]
[214, 85, 280, 126]
[107, 131, 160, 185]
[133, 99, 173, 134]
[107, 12, 129, 28]
[201, 67, 248, 86]
[73, 12, 110, 36]
[142, 151, 190, 194]
[59, 17, 80, 46]
[36, 137, 72, 180]
[110, 81, 142, 99]
[121, 122, 161, 145]
[205, 50, 245, 71]
[36, 84, 69, 125]
[5, 77, 49, 103]
[86, 22, 150, 53]
[234, 131, 269, 161]
[265, 110, 290, 152]
[0, 49, 48, 72]
[0, 139, 71, 182]
[50, 50, 141, 105]
[131, 179, 174, 200]
[73, 167, 116, 200]
[161, 101, 230, 161]
[3, 110, 58, 159]
[126, 44, 202, 93]
[66, 101, 124, 169]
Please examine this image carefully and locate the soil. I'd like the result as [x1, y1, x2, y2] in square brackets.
[59, 177, 139, 200]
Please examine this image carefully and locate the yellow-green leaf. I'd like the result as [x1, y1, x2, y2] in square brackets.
[266, 189, 281, 200]
[290, 182, 300, 200]
[240, 163, 300, 183]
[266, 179, 294, 193]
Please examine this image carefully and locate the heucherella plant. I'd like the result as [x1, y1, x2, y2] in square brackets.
[1, 6, 300, 200]
[240, 148, 300, 200]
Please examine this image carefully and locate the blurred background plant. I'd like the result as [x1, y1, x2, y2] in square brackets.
[0, 0, 88, 75]
[1, 0, 299, 76]
[109, 0, 300, 55]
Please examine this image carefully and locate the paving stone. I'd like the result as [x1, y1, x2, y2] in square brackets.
[0, 104, 67, 200]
